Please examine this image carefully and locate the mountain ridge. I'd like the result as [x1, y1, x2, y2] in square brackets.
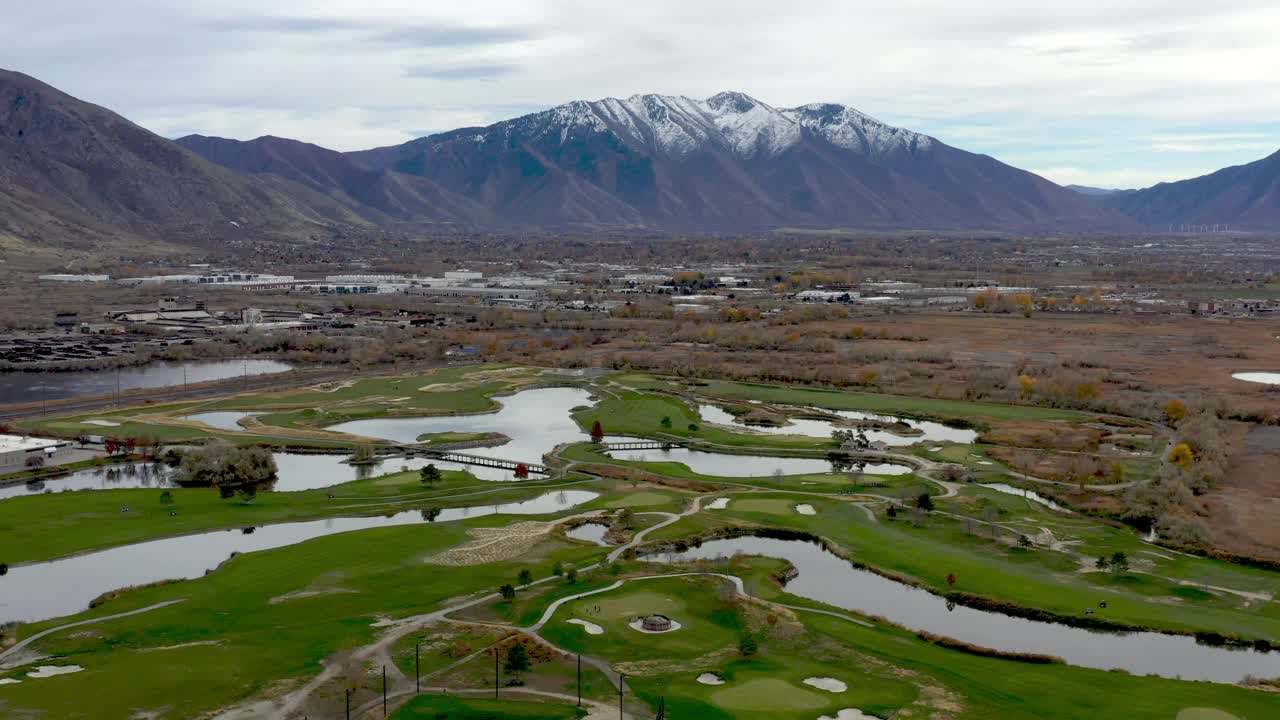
[1099, 150, 1280, 229]
[344, 90, 1134, 232]
[0, 68, 378, 253]
[0, 73, 1161, 253]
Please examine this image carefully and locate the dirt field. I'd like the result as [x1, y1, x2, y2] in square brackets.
[1204, 423, 1280, 560]
[835, 311, 1280, 414]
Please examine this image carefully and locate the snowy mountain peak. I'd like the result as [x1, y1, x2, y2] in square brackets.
[706, 91, 762, 114]
[784, 102, 934, 156]
[472, 92, 936, 160]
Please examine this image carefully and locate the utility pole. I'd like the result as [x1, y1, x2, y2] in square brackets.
[415, 641, 421, 694]
[494, 649, 499, 699]
[382, 665, 387, 718]
[345, 688, 351, 720]
[577, 654, 582, 707]
[618, 673, 625, 720]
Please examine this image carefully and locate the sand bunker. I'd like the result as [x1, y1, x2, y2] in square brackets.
[137, 640, 224, 653]
[795, 504, 817, 515]
[419, 367, 532, 393]
[803, 677, 848, 692]
[818, 710, 875, 720]
[1176, 710, 1243, 720]
[81, 419, 120, 427]
[706, 498, 730, 510]
[269, 587, 357, 605]
[0, 678, 21, 685]
[629, 617, 683, 634]
[27, 665, 83, 678]
[567, 619, 604, 635]
[697, 672, 726, 685]
[425, 520, 558, 566]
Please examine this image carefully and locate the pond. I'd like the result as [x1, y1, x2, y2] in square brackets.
[605, 440, 910, 478]
[1232, 372, 1280, 385]
[0, 489, 598, 624]
[650, 536, 1280, 683]
[0, 450, 530, 501]
[0, 453, 425, 500]
[328, 387, 593, 470]
[565, 522, 611, 546]
[979, 483, 1070, 513]
[698, 404, 977, 446]
[0, 360, 294, 405]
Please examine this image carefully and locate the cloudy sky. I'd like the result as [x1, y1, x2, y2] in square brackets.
[7, 0, 1280, 188]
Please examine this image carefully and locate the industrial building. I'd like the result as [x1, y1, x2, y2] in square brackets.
[0, 434, 71, 472]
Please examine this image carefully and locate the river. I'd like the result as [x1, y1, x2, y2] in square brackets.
[651, 535, 1280, 683]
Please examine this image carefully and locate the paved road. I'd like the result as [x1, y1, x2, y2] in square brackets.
[0, 368, 352, 422]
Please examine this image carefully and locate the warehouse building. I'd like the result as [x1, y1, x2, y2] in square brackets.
[0, 434, 71, 472]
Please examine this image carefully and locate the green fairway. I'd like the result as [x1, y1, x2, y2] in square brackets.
[613, 373, 1088, 422]
[1, 516, 607, 719]
[392, 695, 587, 719]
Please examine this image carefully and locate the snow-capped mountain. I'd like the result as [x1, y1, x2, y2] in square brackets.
[348, 91, 1133, 230]
[382, 91, 933, 162]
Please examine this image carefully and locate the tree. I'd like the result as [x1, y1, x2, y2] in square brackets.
[124, 437, 138, 455]
[738, 632, 758, 657]
[514, 463, 530, 479]
[174, 441, 277, 495]
[551, 561, 564, 577]
[1019, 534, 1032, 548]
[159, 491, 174, 506]
[660, 415, 672, 429]
[420, 507, 442, 522]
[946, 572, 957, 587]
[350, 444, 376, 464]
[504, 641, 532, 676]
[885, 505, 898, 519]
[499, 584, 516, 600]
[105, 439, 120, 456]
[0, 562, 8, 576]
[565, 568, 578, 584]
[1095, 556, 1111, 572]
[1168, 443, 1195, 470]
[1109, 551, 1130, 574]
[1164, 399, 1189, 426]
[1018, 374, 1037, 398]
[517, 569, 533, 586]
[590, 420, 604, 443]
[419, 464, 442, 487]
[24, 455, 45, 470]
[915, 493, 934, 512]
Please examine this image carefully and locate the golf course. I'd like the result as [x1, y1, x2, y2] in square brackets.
[0, 364, 1276, 719]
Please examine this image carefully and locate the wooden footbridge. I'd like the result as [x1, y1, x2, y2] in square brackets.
[404, 447, 549, 475]
[601, 440, 687, 451]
